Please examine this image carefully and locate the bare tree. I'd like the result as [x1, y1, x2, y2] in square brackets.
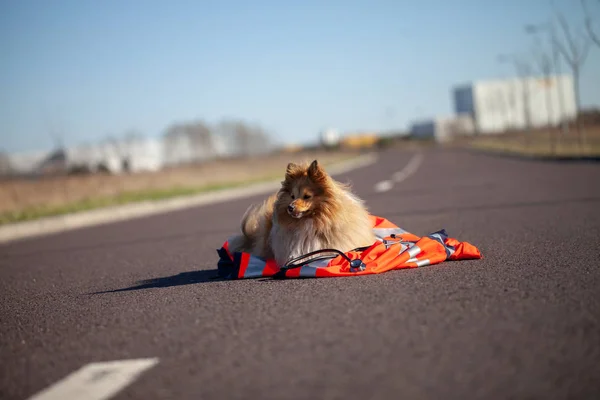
[531, 42, 554, 125]
[163, 124, 184, 166]
[44, 115, 66, 152]
[214, 119, 272, 157]
[234, 122, 252, 156]
[163, 123, 193, 165]
[163, 120, 219, 164]
[529, 38, 557, 153]
[512, 57, 533, 130]
[498, 54, 534, 147]
[246, 124, 272, 156]
[553, 9, 591, 144]
[582, 0, 600, 48]
[123, 129, 143, 144]
[103, 135, 130, 173]
[498, 88, 512, 132]
[0, 150, 11, 176]
[506, 79, 519, 131]
[185, 121, 214, 162]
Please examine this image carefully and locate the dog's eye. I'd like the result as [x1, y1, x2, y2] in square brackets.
[303, 194, 311, 200]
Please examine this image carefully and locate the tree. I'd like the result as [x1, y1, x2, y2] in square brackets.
[163, 123, 186, 166]
[582, 0, 600, 48]
[163, 123, 194, 165]
[531, 42, 554, 124]
[123, 129, 143, 144]
[163, 120, 216, 164]
[214, 119, 272, 157]
[505, 79, 519, 131]
[101, 134, 135, 173]
[552, 8, 591, 144]
[498, 54, 534, 132]
[529, 37, 557, 153]
[185, 121, 214, 161]
[0, 150, 11, 176]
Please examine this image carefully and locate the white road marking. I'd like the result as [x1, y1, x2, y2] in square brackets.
[373, 152, 424, 192]
[374, 180, 394, 193]
[392, 152, 424, 183]
[27, 358, 159, 400]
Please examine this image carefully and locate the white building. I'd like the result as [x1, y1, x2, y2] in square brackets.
[6, 150, 52, 174]
[320, 128, 340, 147]
[410, 114, 475, 143]
[120, 136, 163, 172]
[7, 136, 165, 175]
[66, 136, 164, 173]
[452, 75, 577, 134]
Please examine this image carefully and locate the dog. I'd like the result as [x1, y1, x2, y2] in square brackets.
[227, 159, 376, 267]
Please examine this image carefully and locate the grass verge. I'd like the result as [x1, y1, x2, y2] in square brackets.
[0, 174, 281, 226]
[464, 126, 600, 159]
[0, 152, 364, 226]
[468, 139, 600, 158]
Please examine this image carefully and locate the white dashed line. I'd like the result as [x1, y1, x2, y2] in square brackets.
[373, 152, 424, 192]
[27, 358, 159, 400]
[374, 180, 394, 193]
[392, 152, 424, 183]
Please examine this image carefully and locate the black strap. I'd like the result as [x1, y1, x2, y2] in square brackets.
[281, 248, 366, 272]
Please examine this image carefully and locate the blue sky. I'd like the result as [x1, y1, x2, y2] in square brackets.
[1, 0, 599, 153]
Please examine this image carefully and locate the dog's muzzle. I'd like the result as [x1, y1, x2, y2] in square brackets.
[287, 204, 303, 218]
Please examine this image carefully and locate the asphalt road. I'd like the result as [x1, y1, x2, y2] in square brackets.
[1, 147, 599, 400]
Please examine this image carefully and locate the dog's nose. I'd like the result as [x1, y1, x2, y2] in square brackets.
[287, 204, 295, 212]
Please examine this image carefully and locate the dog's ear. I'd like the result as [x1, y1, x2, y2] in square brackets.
[307, 160, 323, 180]
[286, 162, 298, 178]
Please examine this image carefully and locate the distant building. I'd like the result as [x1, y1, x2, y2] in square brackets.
[410, 114, 475, 143]
[6, 136, 165, 176]
[340, 132, 380, 149]
[281, 144, 304, 153]
[6, 150, 52, 175]
[452, 75, 577, 134]
[5, 120, 278, 176]
[320, 128, 340, 148]
[67, 137, 164, 173]
[120, 136, 163, 172]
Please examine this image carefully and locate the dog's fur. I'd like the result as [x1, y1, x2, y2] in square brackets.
[227, 159, 376, 266]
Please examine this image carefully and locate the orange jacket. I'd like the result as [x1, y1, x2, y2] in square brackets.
[217, 215, 482, 279]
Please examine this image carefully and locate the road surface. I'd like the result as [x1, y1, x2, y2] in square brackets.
[1, 147, 599, 400]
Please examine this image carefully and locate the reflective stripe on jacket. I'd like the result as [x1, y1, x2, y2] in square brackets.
[216, 215, 482, 279]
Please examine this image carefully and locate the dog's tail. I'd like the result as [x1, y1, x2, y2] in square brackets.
[240, 193, 277, 238]
[240, 203, 261, 238]
[226, 204, 261, 255]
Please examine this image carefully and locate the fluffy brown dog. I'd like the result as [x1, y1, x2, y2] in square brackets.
[228, 159, 376, 266]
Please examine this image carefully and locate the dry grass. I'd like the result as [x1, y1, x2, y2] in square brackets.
[463, 125, 600, 158]
[0, 150, 361, 225]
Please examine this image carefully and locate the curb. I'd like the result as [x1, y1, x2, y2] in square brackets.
[0, 153, 379, 244]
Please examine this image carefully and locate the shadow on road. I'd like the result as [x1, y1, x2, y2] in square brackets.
[91, 269, 224, 294]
